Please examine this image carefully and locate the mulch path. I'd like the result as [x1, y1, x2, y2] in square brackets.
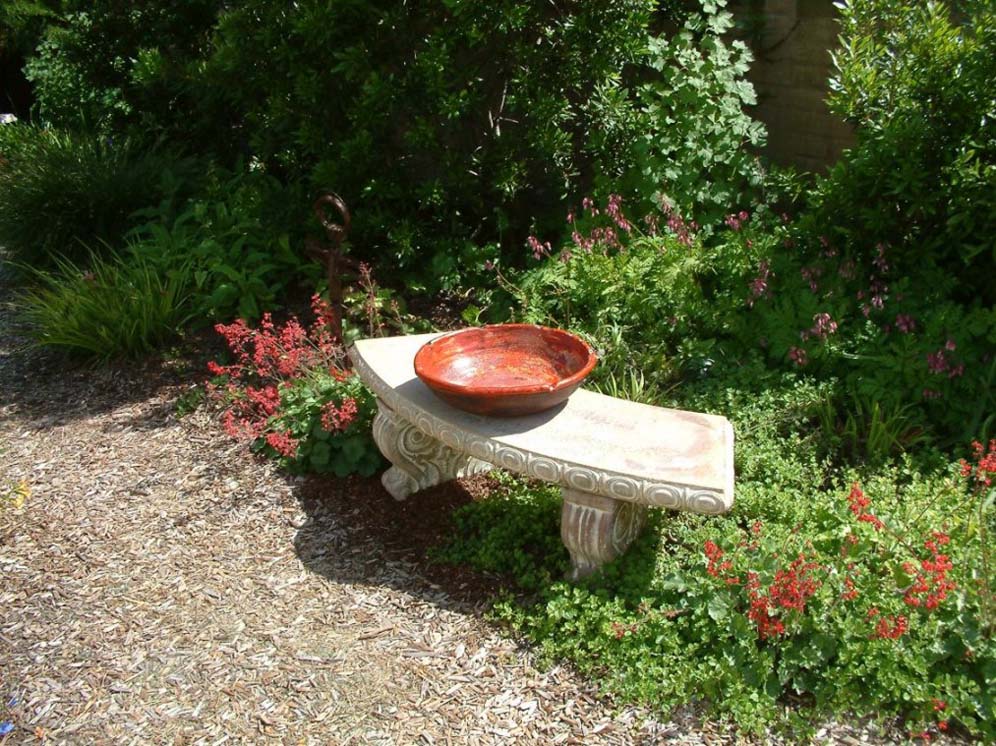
[0, 293, 722, 745]
[0, 273, 968, 745]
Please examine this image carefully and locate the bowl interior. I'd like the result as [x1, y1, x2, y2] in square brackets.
[417, 326, 593, 391]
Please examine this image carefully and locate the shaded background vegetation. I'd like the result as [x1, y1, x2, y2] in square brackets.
[1, 0, 994, 739]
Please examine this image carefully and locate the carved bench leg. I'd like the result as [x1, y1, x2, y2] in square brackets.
[560, 489, 647, 581]
[371, 402, 491, 501]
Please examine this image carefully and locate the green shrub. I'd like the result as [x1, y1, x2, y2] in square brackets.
[0, 124, 194, 267]
[21, 1, 764, 288]
[815, 0, 996, 306]
[621, 5, 766, 227]
[128, 167, 314, 324]
[435, 380, 996, 739]
[24, 0, 222, 141]
[17, 249, 192, 359]
[507, 193, 766, 389]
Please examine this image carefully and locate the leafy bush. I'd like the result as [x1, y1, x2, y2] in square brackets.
[0, 124, 193, 267]
[207, 297, 382, 477]
[511, 186, 996, 448]
[435, 379, 996, 739]
[21, 1, 764, 287]
[621, 5, 765, 227]
[24, 0, 222, 140]
[17, 249, 192, 359]
[128, 167, 313, 323]
[816, 0, 996, 306]
[205, 0, 658, 285]
[507, 194, 767, 389]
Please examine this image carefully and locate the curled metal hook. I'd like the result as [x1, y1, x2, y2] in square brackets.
[307, 191, 357, 344]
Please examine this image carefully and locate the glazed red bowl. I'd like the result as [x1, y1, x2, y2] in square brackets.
[414, 325, 597, 417]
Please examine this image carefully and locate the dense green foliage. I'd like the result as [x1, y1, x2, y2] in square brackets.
[17, 249, 192, 359]
[0, 124, 193, 267]
[820, 0, 996, 306]
[12, 1, 763, 288]
[436, 377, 995, 738]
[24, 0, 221, 138]
[128, 168, 314, 323]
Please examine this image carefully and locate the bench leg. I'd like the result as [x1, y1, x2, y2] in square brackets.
[372, 402, 492, 500]
[560, 490, 647, 581]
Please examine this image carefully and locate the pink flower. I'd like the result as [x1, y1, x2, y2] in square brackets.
[527, 235, 552, 261]
[605, 194, 632, 232]
[808, 312, 838, 341]
[895, 314, 916, 333]
[788, 346, 808, 367]
[927, 350, 948, 375]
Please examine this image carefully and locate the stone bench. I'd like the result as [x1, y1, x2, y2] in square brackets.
[349, 333, 735, 579]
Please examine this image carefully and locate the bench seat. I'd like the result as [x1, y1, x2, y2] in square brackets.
[350, 333, 735, 579]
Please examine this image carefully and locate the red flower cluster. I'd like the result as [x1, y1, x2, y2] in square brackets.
[743, 554, 821, 640]
[207, 298, 352, 452]
[903, 532, 955, 610]
[871, 612, 909, 640]
[960, 439, 996, 488]
[847, 483, 884, 530]
[321, 397, 359, 432]
[704, 540, 738, 585]
[841, 576, 859, 601]
[768, 554, 821, 612]
[747, 572, 785, 640]
[265, 430, 299, 458]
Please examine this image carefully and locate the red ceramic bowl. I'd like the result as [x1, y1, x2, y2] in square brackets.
[413, 324, 597, 417]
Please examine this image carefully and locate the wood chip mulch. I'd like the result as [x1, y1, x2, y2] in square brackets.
[0, 279, 970, 745]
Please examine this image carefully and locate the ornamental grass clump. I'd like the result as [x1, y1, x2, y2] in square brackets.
[206, 295, 381, 477]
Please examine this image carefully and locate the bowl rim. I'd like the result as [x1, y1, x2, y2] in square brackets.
[413, 323, 598, 396]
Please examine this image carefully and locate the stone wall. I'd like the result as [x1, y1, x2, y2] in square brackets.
[735, 0, 855, 171]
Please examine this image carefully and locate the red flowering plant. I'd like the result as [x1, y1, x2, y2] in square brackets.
[206, 294, 382, 476]
[717, 472, 991, 736]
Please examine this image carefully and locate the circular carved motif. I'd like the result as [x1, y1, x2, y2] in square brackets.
[645, 484, 683, 509]
[687, 490, 726, 515]
[605, 475, 638, 501]
[466, 438, 495, 462]
[567, 467, 599, 493]
[528, 454, 562, 482]
[496, 446, 526, 472]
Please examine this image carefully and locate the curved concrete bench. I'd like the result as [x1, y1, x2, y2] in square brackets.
[349, 333, 735, 579]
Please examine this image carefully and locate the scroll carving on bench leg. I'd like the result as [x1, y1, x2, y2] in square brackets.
[372, 401, 491, 501]
[560, 489, 648, 581]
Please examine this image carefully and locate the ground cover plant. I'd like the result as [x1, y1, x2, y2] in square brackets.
[434, 376, 996, 739]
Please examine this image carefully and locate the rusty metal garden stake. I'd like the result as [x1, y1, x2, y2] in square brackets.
[306, 192, 358, 342]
